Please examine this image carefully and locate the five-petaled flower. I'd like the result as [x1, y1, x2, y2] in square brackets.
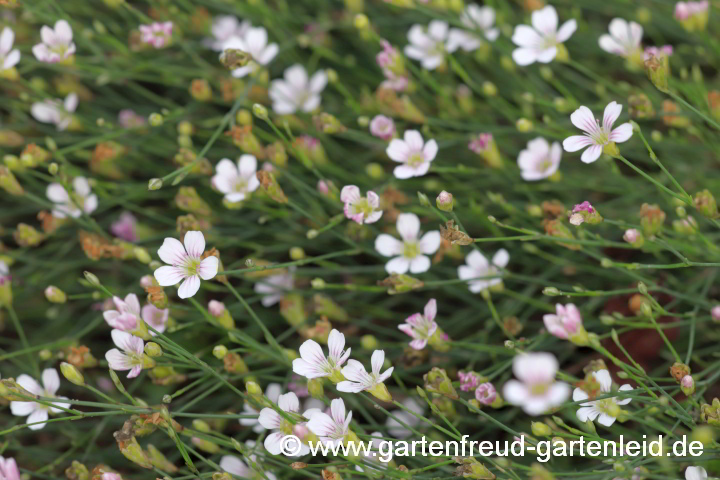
[269, 64, 327, 115]
[31, 93, 78, 131]
[32, 20, 76, 63]
[562, 102, 633, 163]
[447, 5, 499, 52]
[398, 298, 438, 350]
[503, 352, 570, 416]
[259, 392, 313, 456]
[404, 20, 457, 70]
[517, 137, 562, 181]
[46, 176, 98, 219]
[139, 22, 173, 48]
[457, 249, 509, 293]
[292, 329, 351, 382]
[10, 369, 70, 430]
[153, 231, 218, 299]
[386, 130, 438, 179]
[0, 27, 20, 72]
[598, 18, 643, 58]
[511, 6, 576, 65]
[340, 186, 383, 225]
[212, 155, 260, 203]
[105, 329, 153, 378]
[307, 398, 352, 447]
[573, 369, 632, 426]
[369, 115, 396, 140]
[337, 350, 394, 401]
[375, 213, 441, 274]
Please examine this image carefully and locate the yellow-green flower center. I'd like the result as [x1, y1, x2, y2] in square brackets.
[408, 152, 425, 167]
[403, 241, 419, 259]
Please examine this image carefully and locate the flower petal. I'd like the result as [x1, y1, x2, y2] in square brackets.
[610, 123, 633, 143]
[563, 135, 593, 152]
[580, 145, 603, 163]
[154, 266, 186, 287]
[570, 106, 600, 135]
[419, 231, 441, 254]
[375, 234, 403, 257]
[183, 231, 205, 258]
[197, 256, 219, 280]
[178, 275, 201, 299]
[42, 368, 61, 395]
[158, 237, 187, 266]
[396, 213, 420, 242]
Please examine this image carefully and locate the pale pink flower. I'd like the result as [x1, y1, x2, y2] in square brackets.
[448, 5, 499, 52]
[573, 369, 632, 426]
[0, 27, 20, 71]
[404, 21, 457, 70]
[269, 64, 327, 115]
[376, 40, 408, 91]
[340, 186, 383, 224]
[337, 350, 394, 393]
[118, 109, 146, 128]
[685, 467, 708, 480]
[139, 22, 173, 48]
[370, 115, 396, 140]
[681, 374, 694, 389]
[644, 45, 673, 61]
[306, 398, 352, 447]
[111, 212, 137, 242]
[32, 20, 75, 63]
[31, 93, 78, 131]
[675, 1, 709, 21]
[517, 137, 562, 181]
[292, 329, 350, 380]
[468, 133, 493, 154]
[317, 180, 330, 195]
[598, 19, 643, 57]
[511, 6, 577, 65]
[457, 249, 509, 293]
[458, 371, 480, 392]
[105, 329, 146, 378]
[475, 383, 497, 405]
[375, 213, 441, 274]
[386, 130, 438, 179]
[398, 298, 438, 350]
[10, 369, 70, 430]
[562, 102, 633, 163]
[569, 201, 594, 225]
[222, 26, 278, 78]
[624, 229, 641, 243]
[543, 303, 583, 339]
[503, 353, 570, 415]
[211, 155, 260, 203]
[46, 176, 97, 219]
[208, 300, 226, 317]
[141, 304, 169, 334]
[0, 457, 20, 480]
[153, 231, 218, 299]
[205, 15, 251, 51]
[259, 392, 313, 455]
[103, 294, 142, 331]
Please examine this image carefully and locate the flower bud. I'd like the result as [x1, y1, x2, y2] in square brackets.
[246, 380, 263, 397]
[670, 362, 692, 382]
[360, 334, 379, 350]
[436, 190, 454, 212]
[83, 271, 101, 286]
[60, 362, 85, 386]
[208, 300, 235, 329]
[681, 375, 695, 396]
[45, 285, 67, 303]
[0, 166, 24, 195]
[256, 171, 288, 204]
[531, 421, 552, 437]
[308, 377, 325, 399]
[144, 342, 163, 357]
[148, 113, 163, 127]
[65, 461, 89, 480]
[423, 367, 458, 399]
[133, 247, 152, 264]
[148, 178, 163, 190]
[224, 352, 249, 374]
[213, 345, 228, 359]
[252, 103, 269, 120]
[693, 189, 717, 218]
[516, 118, 533, 132]
[644, 53, 670, 93]
[711, 305, 720, 323]
[353, 13, 369, 30]
[623, 228, 644, 247]
[639, 203, 666, 236]
[189, 79, 212, 102]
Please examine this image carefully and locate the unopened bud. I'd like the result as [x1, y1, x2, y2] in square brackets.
[83, 271, 101, 286]
[252, 103, 269, 120]
[60, 362, 85, 386]
[361, 334, 379, 350]
[213, 345, 228, 359]
[531, 421, 552, 437]
[246, 381, 263, 397]
[681, 375, 695, 396]
[516, 118, 533, 132]
[354, 14, 369, 30]
[308, 377, 325, 399]
[436, 191, 454, 212]
[144, 342, 163, 357]
[148, 178, 163, 190]
[45, 286, 67, 303]
[148, 113, 164, 126]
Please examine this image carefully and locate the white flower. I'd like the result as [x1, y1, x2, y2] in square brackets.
[212, 155, 260, 203]
[105, 330, 147, 378]
[386, 130, 438, 179]
[598, 18, 643, 58]
[46, 176, 98, 219]
[340, 185, 383, 224]
[398, 298, 438, 350]
[292, 329, 351, 380]
[0, 456, 21, 480]
[205, 16, 251, 51]
[457, 249, 509, 293]
[385, 397, 423, 439]
[258, 392, 313, 456]
[241, 383, 282, 433]
[375, 213, 441, 274]
[517, 138, 562, 181]
[222, 27, 279, 78]
[503, 352, 570, 416]
[337, 349, 394, 393]
[254, 269, 294, 307]
[31, 93, 78, 131]
[573, 369, 632, 427]
[10, 369, 70, 430]
[103, 294, 141, 332]
[0, 27, 20, 71]
[448, 5, 499, 52]
[220, 453, 276, 480]
[153, 231, 219, 299]
[685, 467, 708, 480]
[307, 398, 352, 447]
[404, 21, 457, 70]
[562, 101, 633, 163]
[269, 64, 327, 115]
[511, 6, 576, 65]
[32, 20, 76, 63]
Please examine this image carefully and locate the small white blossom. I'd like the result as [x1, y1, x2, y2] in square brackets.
[573, 369, 632, 427]
[404, 20, 457, 70]
[386, 397, 424, 439]
[31, 93, 78, 131]
[105, 330, 147, 378]
[375, 213, 441, 274]
[153, 231, 218, 299]
[386, 130, 438, 179]
[221, 442, 277, 480]
[0, 27, 20, 71]
[448, 5, 499, 52]
[511, 6, 576, 65]
[254, 269, 294, 307]
[340, 185, 383, 224]
[337, 349, 394, 393]
[212, 155, 260, 203]
[457, 249, 509, 293]
[685, 467, 708, 480]
[241, 383, 282, 433]
[32, 20, 76, 63]
[503, 353, 570, 416]
[292, 329, 350, 380]
[562, 101, 633, 163]
[269, 64, 327, 115]
[599, 18, 643, 58]
[222, 27, 279, 78]
[517, 137, 562, 181]
[46, 176, 97, 219]
[205, 16, 251, 51]
[10, 369, 69, 430]
[259, 392, 314, 456]
[307, 398, 352, 447]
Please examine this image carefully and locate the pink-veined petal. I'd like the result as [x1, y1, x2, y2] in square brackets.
[157, 237, 187, 266]
[154, 266, 186, 287]
[178, 275, 201, 299]
[183, 231, 205, 258]
[580, 145, 603, 163]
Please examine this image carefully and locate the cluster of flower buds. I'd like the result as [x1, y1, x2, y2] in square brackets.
[670, 362, 695, 396]
[674, 1, 710, 32]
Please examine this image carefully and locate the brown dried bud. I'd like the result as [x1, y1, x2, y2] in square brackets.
[257, 171, 288, 204]
[440, 220, 473, 246]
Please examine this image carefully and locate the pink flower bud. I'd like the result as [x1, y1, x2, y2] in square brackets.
[681, 375, 693, 388]
[316, 180, 330, 195]
[475, 382, 497, 405]
[369, 115, 395, 140]
[674, 2, 691, 20]
[468, 133, 493, 153]
[293, 423, 310, 439]
[140, 275, 154, 288]
[208, 300, 226, 317]
[711, 305, 720, 322]
[623, 228, 640, 243]
[458, 371, 480, 392]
